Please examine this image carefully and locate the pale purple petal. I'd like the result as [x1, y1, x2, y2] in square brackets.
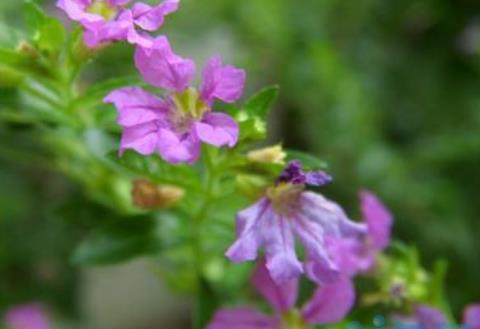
[135, 36, 196, 92]
[263, 212, 303, 284]
[157, 128, 200, 164]
[326, 237, 373, 277]
[415, 305, 448, 329]
[251, 258, 298, 313]
[360, 190, 393, 251]
[133, 0, 180, 31]
[302, 276, 355, 325]
[108, 0, 130, 6]
[104, 87, 167, 127]
[56, 0, 103, 23]
[226, 198, 270, 262]
[194, 112, 239, 147]
[464, 305, 480, 329]
[120, 122, 159, 155]
[207, 308, 278, 329]
[300, 192, 367, 239]
[200, 56, 246, 104]
[5, 304, 50, 329]
[293, 214, 339, 284]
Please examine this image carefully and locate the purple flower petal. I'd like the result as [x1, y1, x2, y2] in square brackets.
[326, 236, 374, 277]
[464, 305, 480, 329]
[263, 212, 304, 284]
[302, 276, 355, 325]
[194, 112, 239, 147]
[108, 0, 131, 5]
[56, 0, 102, 23]
[104, 87, 167, 127]
[156, 128, 200, 164]
[120, 121, 159, 155]
[132, 0, 179, 31]
[5, 304, 50, 329]
[360, 190, 393, 251]
[277, 160, 331, 187]
[206, 308, 278, 329]
[415, 305, 448, 329]
[226, 198, 270, 262]
[293, 214, 340, 285]
[135, 36, 196, 92]
[251, 259, 298, 313]
[200, 55, 246, 105]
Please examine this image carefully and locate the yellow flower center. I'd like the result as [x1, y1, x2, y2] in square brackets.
[87, 1, 118, 20]
[169, 88, 209, 133]
[281, 310, 308, 329]
[266, 182, 304, 217]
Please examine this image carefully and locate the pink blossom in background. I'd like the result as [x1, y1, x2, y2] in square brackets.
[4, 304, 50, 329]
[105, 36, 245, 164]
[207, 259, 355, 329]
[56, 0, 179, 47]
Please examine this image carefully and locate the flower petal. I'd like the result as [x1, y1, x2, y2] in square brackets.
[251, 258, 298, 313]
[302, 276, 355, 325]
[263, 213, 303, 284]
[293, 215, 339, 285]
[5, 304, 50, 329]
[200, 55, 246, 104]
[326, 237, 373, 277]
[360, 190, 393, 251]
[120, 122, 159, 155]
[464, 305, 480, 329]
[300, 192, 367, 238]
[157, 128, 200, 165]
[415, 306, 448, 329]
[195, 112, 239, 147]
[56, 0, 102, 23]
[207, 308, 278, 329]
[104, 87, 167, 127]
[226, 198, 270, 262]
[132, 0, 180, 31]
[135, 36, 196, 92]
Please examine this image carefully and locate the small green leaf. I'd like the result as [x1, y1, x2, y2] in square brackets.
[107, 150, 201, 190]
[243, 84, 279, 118]
[24, 0, 47, 34]
[37, 18, 66, 53]
[286, 149, 328, 170]
[72, 217, 160, 266]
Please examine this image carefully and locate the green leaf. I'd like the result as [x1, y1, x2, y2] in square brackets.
[286, 149, 328, 169]
[71, 217, 160, 266]
[107, 150, 201, 190]
[24, 0, 47, 34]
[37, 18, 66, 53]
[243, 84, 279, 118]
[236, 112, 266, 143]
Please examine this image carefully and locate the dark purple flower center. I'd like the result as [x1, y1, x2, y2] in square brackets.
[277, 160, 332, 187]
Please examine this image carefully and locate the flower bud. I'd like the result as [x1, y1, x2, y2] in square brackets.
[131, 179, 184, 209]
[247, 144, 286, 164]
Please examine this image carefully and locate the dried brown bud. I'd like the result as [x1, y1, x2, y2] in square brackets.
[247, 145, 286, 164]
[131, 179, 184, 209]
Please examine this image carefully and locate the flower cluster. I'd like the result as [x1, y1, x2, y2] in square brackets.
[4, 304, 50, 329]
[56, 1, 468, 329]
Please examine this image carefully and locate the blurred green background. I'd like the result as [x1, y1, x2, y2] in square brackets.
[1, 0, 479, 327]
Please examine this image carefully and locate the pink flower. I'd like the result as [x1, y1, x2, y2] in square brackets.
[105, 36, 245, 164]
[207, 259, 356, 329]
[225, 161, 367, 285]
[4, 304, 50, 329]
[397, 304, 480, 329]
[326, 190, 393, 276]
[56, 0, 179, 47]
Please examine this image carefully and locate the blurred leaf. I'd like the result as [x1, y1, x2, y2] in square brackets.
[243, 85, 279, 119]
[107, 150, 201, 190]
[23, 0, 47, 34]
[37, 18, 65, 53]
[72, 217, 160, 265]
[236, 113, 266, 143]
[286, 149, 328, 170]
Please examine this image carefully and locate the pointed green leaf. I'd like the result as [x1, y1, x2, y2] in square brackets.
[243, 84, 279, 118]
